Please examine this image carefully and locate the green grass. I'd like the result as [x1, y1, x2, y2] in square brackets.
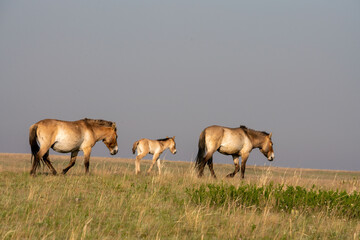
[1, 153, 360, 239]
[187, 183, 360, 219]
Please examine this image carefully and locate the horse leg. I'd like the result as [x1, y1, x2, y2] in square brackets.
[147, 153, 160, 174]
[207, 156, 217, 178]
[197, 159, 207, 177]
[198, 151, 215, 177]
[30, 144, 51, 176]
[156, 158, 162, 175]
[83, 147, 92, 174]
[30, 155, 40, 176]
[62, 151, 79, 174]
[240, 153, 249, 179]
[43, 151, 57, 175]
[226, 155, 240, 178]
[135, 153, 146, 175]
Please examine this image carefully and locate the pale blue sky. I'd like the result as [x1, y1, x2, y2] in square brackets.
[1, 1, 359, 170]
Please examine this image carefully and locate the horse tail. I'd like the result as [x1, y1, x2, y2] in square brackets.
[29, 124, 40, 165]
[132, 140, 139, 154]
[195, 130, 206, 169]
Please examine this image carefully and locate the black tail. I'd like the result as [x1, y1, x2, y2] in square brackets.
[29, 124, 39, 159]
[132, 140, 139, 154]
[195, 130, 206, 169]
[29, 124, 43, 170]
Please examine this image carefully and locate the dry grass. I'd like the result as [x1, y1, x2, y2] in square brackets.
[0, 153, 359, 239]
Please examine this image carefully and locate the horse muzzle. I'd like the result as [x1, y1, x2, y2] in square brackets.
[110, 146, 118, 155]
[268, 153, 274, 161]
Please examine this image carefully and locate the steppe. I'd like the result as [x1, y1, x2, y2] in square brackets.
[1, 153, 359, 239]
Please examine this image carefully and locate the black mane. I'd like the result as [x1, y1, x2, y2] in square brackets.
[240, 125, 269, 136]
[157, 137, 170, 141]
[83, 118, 115, 129]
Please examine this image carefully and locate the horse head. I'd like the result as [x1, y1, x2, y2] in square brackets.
[169, 136, 177, 154]
[259, 132, 274, 161]
[103, 122, 118, 155]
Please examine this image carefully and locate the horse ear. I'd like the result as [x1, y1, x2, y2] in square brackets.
[269, 132, 272, 139]
[112, 122, 117, 129]
[172, 136, 175, 139]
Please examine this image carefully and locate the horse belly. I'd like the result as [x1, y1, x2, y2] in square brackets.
[147, 141, 160, 155]
[218, 144, 241, 155]
[148, 145, 158, 155]
[52, 133, 82, 153]
[218, 135, 243, 155]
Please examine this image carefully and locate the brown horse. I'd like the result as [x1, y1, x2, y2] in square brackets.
[29, 118, 118, 175]
[195, 125, 274, 179]
[132, 136, 177, 175]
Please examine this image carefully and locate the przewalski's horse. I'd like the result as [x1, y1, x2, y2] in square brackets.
[195, 125, 274, 179]
[132, 136, 177, 175]
[29, 118, 118, 175]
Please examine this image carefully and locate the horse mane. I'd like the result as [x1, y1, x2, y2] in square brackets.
[82, 118, 116, 130]
[240, 125, 269, 136]
[157, 137, 170, 142]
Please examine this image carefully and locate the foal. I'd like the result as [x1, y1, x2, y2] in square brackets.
[132, 136, 177, 175]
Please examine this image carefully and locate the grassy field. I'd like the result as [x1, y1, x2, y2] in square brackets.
[1, 153, 360, 239]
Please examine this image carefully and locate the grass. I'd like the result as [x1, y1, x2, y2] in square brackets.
[187, 183, 360, 219]
[0, 153, 360, 239]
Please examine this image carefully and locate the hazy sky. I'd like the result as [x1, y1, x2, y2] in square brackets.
[1, 1, 359, 171]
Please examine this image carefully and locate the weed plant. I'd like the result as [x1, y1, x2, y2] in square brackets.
[187, 183, 360, 219]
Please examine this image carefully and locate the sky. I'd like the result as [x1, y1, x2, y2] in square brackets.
[0, 1, 359, 171]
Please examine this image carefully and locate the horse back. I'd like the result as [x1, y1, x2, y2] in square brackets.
[204, 125, 249, 155]
[35, 119, 91, 152]
[136, 138, 162, 155]
[35, 119, 86, 135]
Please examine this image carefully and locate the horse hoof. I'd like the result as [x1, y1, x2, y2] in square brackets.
[226, 174, 234, 178]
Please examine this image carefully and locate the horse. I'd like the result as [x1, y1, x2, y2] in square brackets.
[132, 136, 177, 175]
[29, 118, 118, 175]
[195, 125, 274, 179]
